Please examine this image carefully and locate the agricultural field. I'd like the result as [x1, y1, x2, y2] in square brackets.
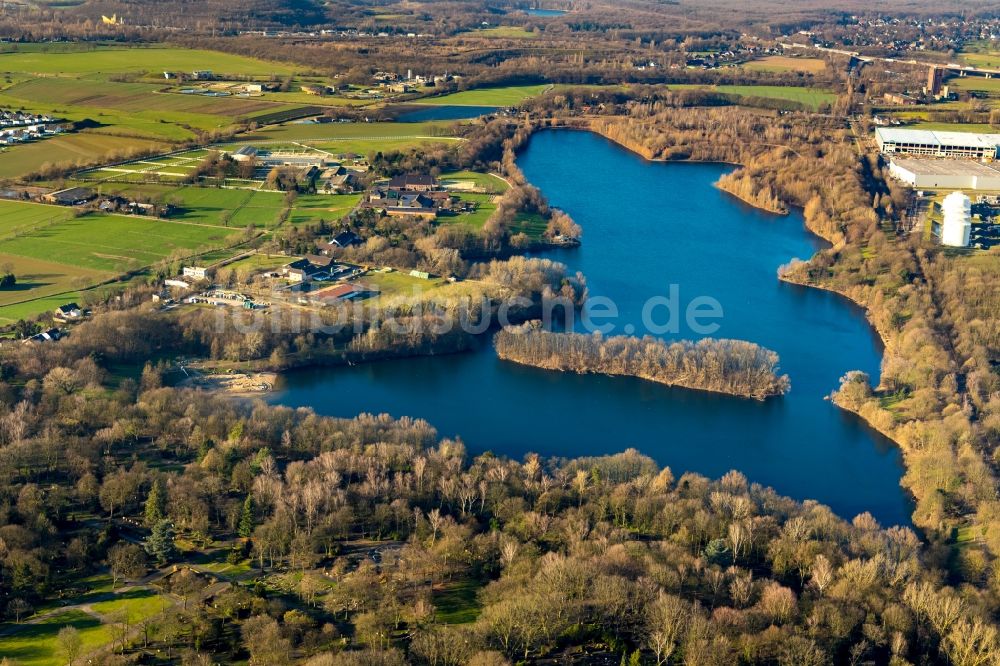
[0, 43, 297, 77]
[741, 55, 827, 73]
[0, 200, 247, 322]
[959, 42, 1000, 70]
[474, 26, 539, 39]
[419, 84, 552, 106]
[161, 187, 287, 228]
[0, 134, 165, 180]
[669, 84, 838, 110]
[948, 76, 1000, 99]
[240, 119, 459, 143]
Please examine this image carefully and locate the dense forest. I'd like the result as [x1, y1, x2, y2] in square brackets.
[0, 365, 997, 663]
[494, 325, 790, 399]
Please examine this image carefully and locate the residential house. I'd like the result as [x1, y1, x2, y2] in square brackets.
[183, 266, 209, 280]
[54, 303, 82, 320]
[24, 328, 62, 344]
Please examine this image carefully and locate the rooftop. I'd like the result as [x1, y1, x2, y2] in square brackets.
[876, 128, 1000, 149]
[890, 157, 1000, 177]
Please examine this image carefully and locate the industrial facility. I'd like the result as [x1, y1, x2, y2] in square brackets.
[888, 158, 1000, 191]
[875, 128, 1000, 160]
[939, 191, 972, 247]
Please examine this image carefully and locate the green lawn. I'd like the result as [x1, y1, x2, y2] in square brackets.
[362, 270, 449, 298]
[288, 193, 363, 225]
[433, 578, 483, 624]
[0, 587, 171, 666]
[439, 193, 496, 229]
[509, 212, 548, 239]
[419, 84, 552, 106]
[0, 609, 113, 666]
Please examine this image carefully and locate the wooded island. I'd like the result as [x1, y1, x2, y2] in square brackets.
[494, 325, 790, 399]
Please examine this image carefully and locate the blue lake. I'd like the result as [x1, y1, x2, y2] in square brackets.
[271, 129, 911, 526]
[396, 105, 499, 122]
[525, 9, 567, 16]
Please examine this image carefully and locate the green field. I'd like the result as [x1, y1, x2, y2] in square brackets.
[669, 84, 837, 110]
[0, 44, 297, 77]
[0, 200, 246, 321]
[240, 120, 459, 142]
[474, 26, 539, 39]
[0, 211, 238, 273]
[959, 42, 1000, 70]
[161, 187, 287, 228]
[948, 76, 1000, 97]
[288, 193, 363, 225]
[0, 134, 166, 180]
[439, 193, 497, 229]
[741, 56, 827, 74]
[419, 84, 552, 106]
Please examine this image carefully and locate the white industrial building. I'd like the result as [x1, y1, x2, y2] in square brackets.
[876, 128, 1000, 160]
[888, 158, 1000, 191]
[940, 191, 972, 247]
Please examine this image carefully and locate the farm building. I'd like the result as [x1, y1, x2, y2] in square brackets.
[876, 128, 1000, 160]
[389, 174, 438, 191]
[44, 187, 96, 206]
[888, 158, 1000, 191]
[183, 266, 209, 280]
[310, 283, 371, 304]
[231, 145, 258, 163]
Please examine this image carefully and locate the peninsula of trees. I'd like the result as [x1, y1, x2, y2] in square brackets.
[494, 326, 791, 399]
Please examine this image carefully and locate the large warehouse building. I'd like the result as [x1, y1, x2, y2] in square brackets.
[888, 157, 1000, 190]
[876, 128, 1000, 160]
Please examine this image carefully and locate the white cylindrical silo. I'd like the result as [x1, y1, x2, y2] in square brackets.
[940, 191, 971, 248]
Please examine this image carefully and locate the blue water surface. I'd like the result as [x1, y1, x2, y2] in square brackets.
[271, 130, 911, 526]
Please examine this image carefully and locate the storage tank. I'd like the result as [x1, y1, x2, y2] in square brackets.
[940, 191, 971, 247]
